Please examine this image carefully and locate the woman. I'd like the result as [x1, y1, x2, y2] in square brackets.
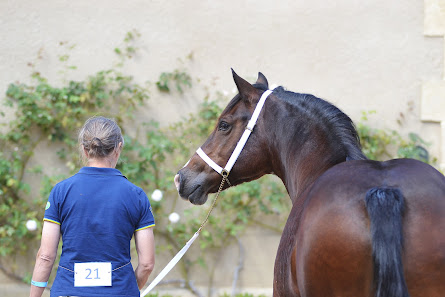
[30, 116, 155, 297]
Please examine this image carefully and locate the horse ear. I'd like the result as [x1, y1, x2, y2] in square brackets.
[232, 69, 258, 103]
[256, 72, 268, 88]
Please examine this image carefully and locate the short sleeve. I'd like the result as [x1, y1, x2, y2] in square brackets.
[43, 186, 61, 225]
[135, 191, 155, 231]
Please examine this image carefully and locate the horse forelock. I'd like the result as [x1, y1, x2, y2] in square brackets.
[273, 87, 367, 161]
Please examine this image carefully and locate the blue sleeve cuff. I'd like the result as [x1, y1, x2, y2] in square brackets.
[135, 224, 155, 232]
[43, 218, 61, 225]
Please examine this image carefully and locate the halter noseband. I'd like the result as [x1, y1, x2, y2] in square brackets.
[195, 89, 273, 180]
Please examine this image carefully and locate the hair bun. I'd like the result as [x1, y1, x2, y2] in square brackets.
[91, 137, 103, 148]
[78, 116, 123, 161]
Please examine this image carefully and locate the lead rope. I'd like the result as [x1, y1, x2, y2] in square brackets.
[140, 174, 229, 297]
[197, 171, 230, 233]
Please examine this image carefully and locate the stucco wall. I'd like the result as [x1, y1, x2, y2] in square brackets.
[1, 0, 444, 295]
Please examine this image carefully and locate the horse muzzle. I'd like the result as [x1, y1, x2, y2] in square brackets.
[174, 170, 209, 205]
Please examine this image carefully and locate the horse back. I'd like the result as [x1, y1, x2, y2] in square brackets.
[293, 158, 445, 297]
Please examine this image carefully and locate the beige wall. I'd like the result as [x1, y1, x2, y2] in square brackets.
[0, 1, 443, 156]
[1, 0, 444, 295]
[1, 0, 444, 163]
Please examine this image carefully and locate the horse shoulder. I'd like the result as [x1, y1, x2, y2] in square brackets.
[294, 162, 375, 296]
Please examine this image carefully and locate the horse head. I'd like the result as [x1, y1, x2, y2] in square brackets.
[174, 70, 274, 205]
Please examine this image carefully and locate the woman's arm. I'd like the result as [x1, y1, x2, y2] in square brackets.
[134, 228, 155, 290]
[29, 221, 61, 297]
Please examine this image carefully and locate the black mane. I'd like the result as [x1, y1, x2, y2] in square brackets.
[273, 86, 367, 161]
[222, 84, 366, 161]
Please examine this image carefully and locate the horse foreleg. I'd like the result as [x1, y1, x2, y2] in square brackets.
[273, 202, 301, 297]
[273, 244, 300, 297]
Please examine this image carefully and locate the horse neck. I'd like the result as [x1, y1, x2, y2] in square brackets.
[263, 99, 349, 204]
[276, 138, 344, 204]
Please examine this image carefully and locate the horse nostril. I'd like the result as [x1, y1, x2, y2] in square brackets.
[174, 174, 181, 191]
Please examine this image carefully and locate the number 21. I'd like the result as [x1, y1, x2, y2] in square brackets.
[85, 268, 100, 279]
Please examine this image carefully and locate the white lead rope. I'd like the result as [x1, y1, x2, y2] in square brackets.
[140, 232, 199, 297]
[141, 175, 229, 297]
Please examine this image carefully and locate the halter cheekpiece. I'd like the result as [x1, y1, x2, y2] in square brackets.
[196, 89, 273, 178]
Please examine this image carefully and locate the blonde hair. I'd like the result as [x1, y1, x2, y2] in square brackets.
[78, 116, 124, 162]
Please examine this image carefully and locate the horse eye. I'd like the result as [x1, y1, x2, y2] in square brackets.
[218, 121, 231, 132]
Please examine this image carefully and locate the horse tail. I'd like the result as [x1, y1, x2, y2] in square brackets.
[365, 187, 410, 297]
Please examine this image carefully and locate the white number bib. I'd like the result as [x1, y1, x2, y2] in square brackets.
[74, 262, 112, 287]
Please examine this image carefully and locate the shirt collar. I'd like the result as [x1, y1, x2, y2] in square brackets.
[78, 167, 125, 177]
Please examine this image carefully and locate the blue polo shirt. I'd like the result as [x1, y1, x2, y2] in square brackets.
[44, 167, 155, 297]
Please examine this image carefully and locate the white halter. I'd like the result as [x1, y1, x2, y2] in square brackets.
[196, 89, 273, 177]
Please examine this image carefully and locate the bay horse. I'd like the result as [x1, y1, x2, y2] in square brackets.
[174, 70, 445, 297]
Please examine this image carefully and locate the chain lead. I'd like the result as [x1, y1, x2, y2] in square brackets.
[197, 175, 229, 234]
